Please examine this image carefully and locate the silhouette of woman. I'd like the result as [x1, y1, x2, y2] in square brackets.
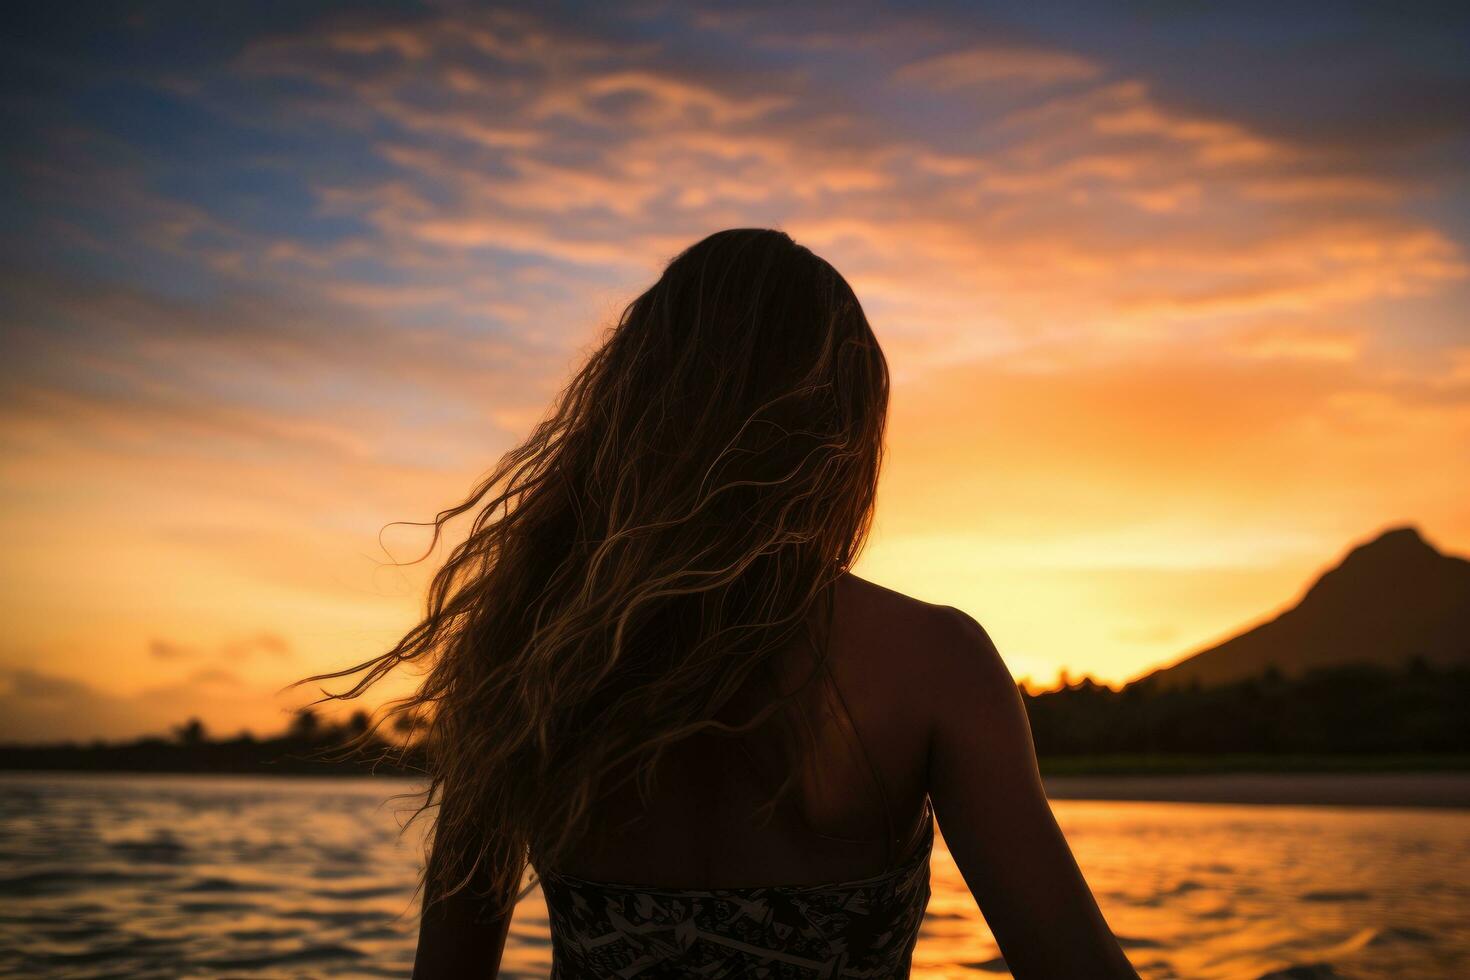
[303, 228, 1138, 978]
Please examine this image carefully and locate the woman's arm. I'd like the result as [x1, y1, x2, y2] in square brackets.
[411, 814, 524, 978]
[925, 607, 1138, 979]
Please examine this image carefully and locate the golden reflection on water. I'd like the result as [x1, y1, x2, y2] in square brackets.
[910, 801, 1470, 980]
[0, 775, 1465, 979]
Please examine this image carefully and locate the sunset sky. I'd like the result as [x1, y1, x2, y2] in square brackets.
[2, 2, 1467, 741]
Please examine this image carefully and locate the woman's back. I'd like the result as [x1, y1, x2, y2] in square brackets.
[540, 572, 935, 888]
[533, 572, 940, 977]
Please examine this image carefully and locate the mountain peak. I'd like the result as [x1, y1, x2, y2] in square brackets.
[1297, 524, 1445, 610]
[1326, 524, 1440, 586]
[1352, 524, 1434, 557]
[1134, 522, 1470, 690]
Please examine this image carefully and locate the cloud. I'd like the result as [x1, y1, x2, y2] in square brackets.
[222, 633, 293, 661]
[187, 667, 244, 687]
[1224, 324, 1367, 363]
[896, 44, 1100, 89]
[148, 633, 293, 663]
[148, 640, 197, 661]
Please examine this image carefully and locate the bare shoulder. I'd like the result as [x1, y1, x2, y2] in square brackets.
[836, 570, 955, 619]
[836, 573, 1013, 701]
[833, 571, 949, 651]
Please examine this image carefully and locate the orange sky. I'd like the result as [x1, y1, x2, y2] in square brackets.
[2, 5, 1467, 740]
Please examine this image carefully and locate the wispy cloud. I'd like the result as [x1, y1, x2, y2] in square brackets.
[896, 44, 1100, 89]
[148, 633, 292, 662]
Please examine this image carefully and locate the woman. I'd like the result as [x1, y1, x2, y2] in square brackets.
[304, 228, 1138, 978]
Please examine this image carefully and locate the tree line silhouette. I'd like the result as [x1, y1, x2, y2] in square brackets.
[1024, 658, 1470, 760]
[1, 659, 1466, 775]
[0, 707, 427, 776]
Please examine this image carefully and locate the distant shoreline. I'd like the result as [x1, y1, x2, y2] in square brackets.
[1044, 771, 1470, 809]
[1037, 753, 1470, 809]
[2, 750, 1466, 777]
[3, 760, 1470, 809]
[1036, 752, 1470, 776]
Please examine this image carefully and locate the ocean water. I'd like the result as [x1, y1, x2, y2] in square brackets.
[0, 774, 1466, 979]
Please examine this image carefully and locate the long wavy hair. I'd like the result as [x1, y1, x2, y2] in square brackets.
[296, 227, 890, 918]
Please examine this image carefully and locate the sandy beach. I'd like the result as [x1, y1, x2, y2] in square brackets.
[1045, 771, 1470, 809]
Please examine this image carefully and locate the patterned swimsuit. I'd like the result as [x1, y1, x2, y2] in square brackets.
[537, 800, 934, 979]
